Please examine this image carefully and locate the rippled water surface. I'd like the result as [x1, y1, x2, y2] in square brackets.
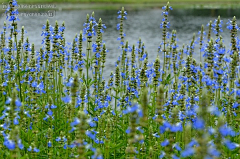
[0, 8, 240, 77]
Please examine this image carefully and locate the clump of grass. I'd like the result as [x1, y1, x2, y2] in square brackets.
[1, 0, 240, 158]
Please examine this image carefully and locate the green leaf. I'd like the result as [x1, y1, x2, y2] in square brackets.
[0, 99, 5, 107]
[83, 59, 88, 63]
[110, 142, 125, 151]
[163, 74, 172, 85]
[19, 156, 29, 159]
[85, 150, 94, 156]
[116, 125, 125, 134]
[119, 154, 126, 159]
[112, 95, 120, 100]
[89, 79, 97, 86]
[15, 70, 30, 77]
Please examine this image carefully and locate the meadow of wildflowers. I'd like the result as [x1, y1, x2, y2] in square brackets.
[1, 0, 240, 158]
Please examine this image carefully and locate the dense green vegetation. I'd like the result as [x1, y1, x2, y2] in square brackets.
[1, 0, 240, 159]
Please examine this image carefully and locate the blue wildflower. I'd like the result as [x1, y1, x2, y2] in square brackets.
[33, 147, 40, 152]
[71, 118, 80, 127]
[15, 99, 22, 107]
[62, 95, 71, 103]
[193, 118, 205, 130]
[181, 147, 195, 157]
[161, 139, 169, 147]
[4, 139, 15, 150]
[56, 137, 61, 142]
[18, 139, 24, 150]
[224, 139, 239, 150]
[173, 143, 182, 151]
[159, 151, 166, 158]
[27, 146, 32, 151]
[48, 141, 52, 147]
[13, 117, 19, 125]
[219, 125, 236, 137]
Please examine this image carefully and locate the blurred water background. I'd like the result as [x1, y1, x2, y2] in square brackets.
[0, 4, 240, 78]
